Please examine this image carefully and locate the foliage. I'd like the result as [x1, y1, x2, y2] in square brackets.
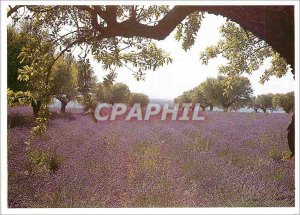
[7, 25, 52, 110]
[7, 89, 32, 107]
[80, 82, 112, 115]
[175, 86, 213, 111]
[257, 94, 274, 113]
[197, 78, 220, 108]
[94, 39, 173, 81]
[7, 26, 27, 92]
[248, 93, 293, 113]
[87, 7, 174, 80]
[51, 54, 78, 109]
[199, 21, 290, 85]
[7, 6, 176, 131]
[201, 76, 253, 111]
[76, 58, 98, 114]
[229, 100, 245, 112]
[130, 93, 150, 107]
[272, 92, 294, 113]
[175, 11, 204, 51]
[9, 6, 175, 81]
[28, 148, 63, 175]
[16, 23, 55, 104]
[174, 91, 192, 106]
[175, 76, 252, 112]
[248, 96, 261, 112]
[78, 74, 131, 122]
[92, 83, 111, 103]
[7, 113, 33, 128]
[7, 7, 293, 133]
[31, 105, 51, 135]
[7, 24, 57, 135]
[111, 83, 131, 104]
[77, 58, 97, 96]
[11, 7, 287, 86]
[189, 86, 213, 110]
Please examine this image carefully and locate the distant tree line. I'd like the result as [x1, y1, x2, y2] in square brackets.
[76, 61, 150, 121]
[249, 92, 294, 113]
[175, 76, 294, 113]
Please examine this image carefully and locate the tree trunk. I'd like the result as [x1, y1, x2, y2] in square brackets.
[31, 100, 42, 117]
[223, 107, 229, 112]
[200, 106, 206, 111]
[209, 106, 213, 111]
[57, 97, 70, 114]
[91, 109, 98, 123]
[60, 100, 68, 113]
[287, 114, 295, 157]
[254, 108, 258, 113]
[191, 103, 195, 111]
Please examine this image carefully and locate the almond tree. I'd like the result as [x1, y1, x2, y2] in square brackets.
[111, 83, 131, 104]
[257, 94, 274, 113]
[130, 93, 150, 107]
[248, 96, 260, 112]
[52, 55, 78, 113]
[190, 86, 213, 111]
[205, 76, 253, 112]
[272, 92, 294, 113]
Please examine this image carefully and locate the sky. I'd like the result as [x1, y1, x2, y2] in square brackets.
[90, 14, 295, 100]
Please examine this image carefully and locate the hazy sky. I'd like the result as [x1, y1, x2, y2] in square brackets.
[90, 14, 295, 99]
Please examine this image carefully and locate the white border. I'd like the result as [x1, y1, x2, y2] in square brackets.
[1, 1, 299, 214]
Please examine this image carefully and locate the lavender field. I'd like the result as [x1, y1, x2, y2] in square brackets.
[8, 107, 294, 207]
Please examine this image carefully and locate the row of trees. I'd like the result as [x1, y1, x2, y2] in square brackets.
[78, 71, 150, 118]
[8, 25, 150, 118]
[249, 92, 294, 113]
[175, 76, 253, 112]
[8, 23, 294, 117]
[175, 76, 294, 113]
[7, 15, 171, 134]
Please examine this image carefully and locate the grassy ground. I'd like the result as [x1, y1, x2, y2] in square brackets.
[7, 107, 294, 207]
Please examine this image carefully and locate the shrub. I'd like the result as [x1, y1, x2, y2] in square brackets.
[268, 148, 283, 161]
[27, 149, 63, 175]
[47, 152, 64, 173]
[270, 168, 287, 181]
[7, 113, 33, 128]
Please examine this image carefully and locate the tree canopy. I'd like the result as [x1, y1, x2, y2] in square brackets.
[7, 23, 56, 123]
[175, 76, 253, 112]
[204, 76, 253, 112]
[52, 55, 78, 113]
[248, 96, 261, 113]
[8, 5, 294, 71]
[272, 92, 294, 113]
[130, 93, 150, 107]
[190, 86, 213, 111]
[111, 83, 131, 104]
[7, 26, 27, 92]
[199, 21, 290, 85]
[256, 94, 274, 113]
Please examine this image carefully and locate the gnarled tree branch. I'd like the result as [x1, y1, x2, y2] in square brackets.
[7, 5, 294, 72]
